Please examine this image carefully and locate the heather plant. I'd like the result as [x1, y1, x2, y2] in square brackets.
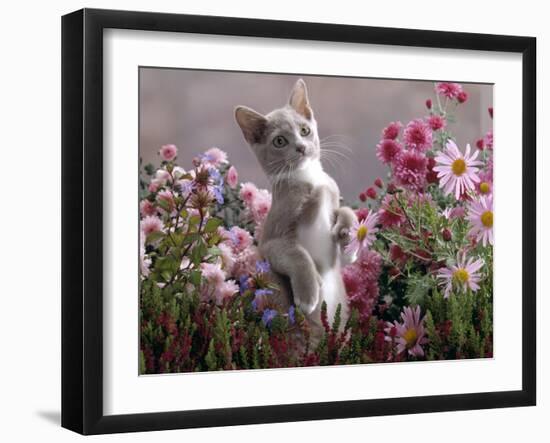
[139, 82, 493, 373]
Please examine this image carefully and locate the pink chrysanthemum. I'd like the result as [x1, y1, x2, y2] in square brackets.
[442, 206, 466, 220]
[381, 121, 402, 140]
[345, 210, 379, 257]
[392, 149, 428, 191]
[427, 115, 446, 131]
[433, 140, 482, 200]
[435, 82, 463, 99]
[202, 147, 228, 167]
[140, 199, 156, 217]
[250, 190, 272, 224]
[239, 182, 259, 205]
[140, 215, 163, 236]
[342, 249, 382, 321]
[226, 165, 239, 189]
[437, 252, 484, 298]
[403, 119, 433, 151]
[154, 169, 171, 185]
[457, 91, 468, 103]
[376, 139, 403, 165]
[384, 305, 428, 357]
[467, 195, 494, 246]
[214, 280, 239, 306]
[201, 262, 226, 286]
[159, 144, 178, 161]
[378, 194, 404, 228]
[228, 226, 254, 253]
[156, 190, 175, 213]
[233, 245, 260, 277]
[217, 242, 236, 275]
[476, 170, 493, 196]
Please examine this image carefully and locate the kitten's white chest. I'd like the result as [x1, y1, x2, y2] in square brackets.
[295, 160, 334, 271]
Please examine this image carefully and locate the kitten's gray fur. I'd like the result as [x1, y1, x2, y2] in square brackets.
[235, 79, 357, 340]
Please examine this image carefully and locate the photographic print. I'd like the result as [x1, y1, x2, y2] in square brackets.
[138, 68, 494, 374]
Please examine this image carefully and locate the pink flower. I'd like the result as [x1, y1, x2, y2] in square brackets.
[148, 179, 162, 193]
[427, 115, 446, 131]
[202, 147, 228, 167]
[345, 210, 379, 257]
[250, 190, 272, 224]
[442, 206, 466, 220]
[476, 138, 485, 150]
[457, 91, 468, 103]
[140, 215, 163, 236]
[201, 262, 226, 286]
[214, 280, 239, 305]
[365, 187, 377, 199]
[382, 121, 402, 140]
[425, 99, 432, 109]
[359, 192, 367, 202]
[154, 169, 172, 184]
[228, 226, 254, 252]
[433, 140, 482, 200]
[233, 246, 260, 277]
[385, 306, 428, 357]
[467, 195, 493, 246]
[476, 170, 493, 196]
[485, 131, 494, 150]
[217, 242, 236, 275]
[392, 149, 428, 191]
[437, 252, 484, 298]
[159, 144, 178, 161]
[140, 199, 156, 217]
[378, 195, 404, 228]
[342, 250, 382, 321]
[374, 177, 384, 188]
[226, 165, 239, 189]
[376, 139, 403, 164]
[356, 208, 370, 222]
[156, 190, 175, 213]
[488, 107, 494, 119]
[403, 119, 433, 151]
[435, 82, 463, 99]
[239, 182, 259, 205]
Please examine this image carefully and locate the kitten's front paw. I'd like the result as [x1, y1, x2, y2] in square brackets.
[292, 275, 321, 315]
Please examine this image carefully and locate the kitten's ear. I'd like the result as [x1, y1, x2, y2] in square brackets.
[289, 79, 313, 120]
[235, 106, 268, 145]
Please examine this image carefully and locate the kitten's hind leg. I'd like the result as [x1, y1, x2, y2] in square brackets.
[260, 239, 321, 315]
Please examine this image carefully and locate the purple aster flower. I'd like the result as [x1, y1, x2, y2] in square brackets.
[239, 275, 250, 294]
[255, 260, 270, 274]
[288, 305, 295, 325]
[261, 309, 277, 327]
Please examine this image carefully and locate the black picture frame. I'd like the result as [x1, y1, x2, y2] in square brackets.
[61, 8, 537, 435]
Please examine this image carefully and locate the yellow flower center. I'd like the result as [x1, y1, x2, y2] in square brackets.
[481, 210, 493, 228]
[451, 158, 467, 176]
[357, 225, 368, 242]
[403, 328, 418, 347]
[479, 182, 490, 194]
[453, 268, 470, 285]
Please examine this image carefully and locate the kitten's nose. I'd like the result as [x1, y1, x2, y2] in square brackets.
[296, 144, 306, 154]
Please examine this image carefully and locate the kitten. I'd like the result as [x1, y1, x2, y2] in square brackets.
[235, 79, 357, 341]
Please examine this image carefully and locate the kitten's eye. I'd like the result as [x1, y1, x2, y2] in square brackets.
[300, 125, 311, 136]
[272, 135, 288, 148]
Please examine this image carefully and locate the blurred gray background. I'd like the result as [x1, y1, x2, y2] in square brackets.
[139, 68, 492, 202]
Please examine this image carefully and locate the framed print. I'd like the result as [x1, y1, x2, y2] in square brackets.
[61, 8, 536, 435]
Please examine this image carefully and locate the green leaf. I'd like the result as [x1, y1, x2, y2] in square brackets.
[204, 217, 222, 233]
[189, 269, 202, 286]
[146, 231, 165, 244]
